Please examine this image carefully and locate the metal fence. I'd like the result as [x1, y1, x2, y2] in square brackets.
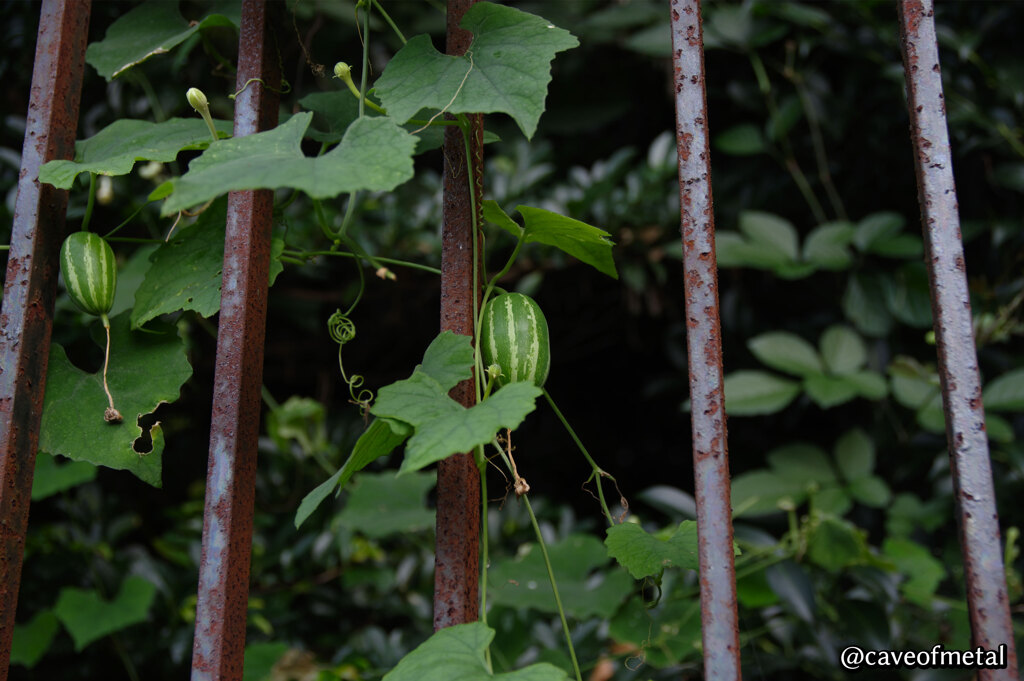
[0, 1, 1016, 679]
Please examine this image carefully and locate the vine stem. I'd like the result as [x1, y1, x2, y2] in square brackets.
[542, 389, 616, 526]
[100, 314, 121, 423]
[81, 172, 97, 232]
[522, 495, 583, 681]
[371, 0, 406, 44]
[284, 249, 440, 276]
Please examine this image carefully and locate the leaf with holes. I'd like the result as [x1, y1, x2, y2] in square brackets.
[374, 2, 578, 139]
[39, 312, 192, 487]
[38, 118, 233, 190]
[162, 114, 417, 214]
[131, 198, 284, 328]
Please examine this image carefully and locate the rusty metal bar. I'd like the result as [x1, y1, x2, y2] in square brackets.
[0, 1, 90, 677]
[669, 1, 742, 679]
[898, 2, 1018, 677]
[433, 0, 483, 631]
[190, 2, 280, 679]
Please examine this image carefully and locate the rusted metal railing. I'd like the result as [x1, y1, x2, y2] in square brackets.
[669, 1, 743, 679]
[0, 2, 90, 679]
[190, 3, 281, 680]
[898, 1, 1018, 678]
[434, 0, 485, 631]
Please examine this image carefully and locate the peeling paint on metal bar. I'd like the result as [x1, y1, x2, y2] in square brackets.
[0, 2, 90, 678]
[898, 2, 1017, 679]
[670, 1, 742, 679]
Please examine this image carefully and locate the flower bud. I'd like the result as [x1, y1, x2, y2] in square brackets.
[186, 87, 209, 113]
[333, 62, 351, 81]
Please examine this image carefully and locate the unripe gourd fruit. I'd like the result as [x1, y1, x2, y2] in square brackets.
[59, 231, 122, 423]
[60, 231, 116, 317]
[480, 292, 550, 388]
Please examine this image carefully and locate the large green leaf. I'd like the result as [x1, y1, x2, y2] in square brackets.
[336, 472, 436, 538]
[383, 622, 568, 681]
[39, 313, 193, 487]
[747, 332, 823, 377]
[163, 114, 417, 214]
[374, 3, 578, 139]
[418, 331, 475, 392]
[488, 534, 633, 618]
[400, 381, 542, 474]
[604, 521, 702, 579]
[85, 1, 240, 80]
[293, 418, 408, 529]
[53, 576, 156, 651]
[131, 198, 284, 328]
[806, 514, 869, 572]
[38, 118, 233, 190]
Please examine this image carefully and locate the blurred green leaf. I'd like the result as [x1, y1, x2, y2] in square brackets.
[242, 642, 289, 681]
[834, 429, 874, 480]
[739, 211, 799, 262]
[765, 561, 816, 623]
[10, 611, 59, 668]
[769, 443, 836, 484]
[883, 538, 945, 607]
[731, 470, 806, 517]
[53, 576, 156, 651]
[819, 325, 866, 375]
[31, 454, 97, 501]
[804, 374, 860, 408]
[723, 370, 800, 415]
[489, 535, 633, 618]
[714, 124, 765, 156]
[336, 471, 436, 538]
[844, 273, 894, 337]
[85, 1, 240, 80]
[983, 367, 1024, 411]
[807, 514, 869, 571]
[748, 332, 823, 377]
[802, 222, 855, 270]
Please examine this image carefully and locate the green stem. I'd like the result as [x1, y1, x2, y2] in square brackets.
[81, 173, 97, 232]
[522, 493, 583, 681]
[748, 52, 827, 224]
[284, 249, 441, 276]
[371, 0, 407, 44]
[542, 389, 616, 526]
[359, 4, 371, 119]
[337, 191, 360, 239]
[792, 75, 847, 221]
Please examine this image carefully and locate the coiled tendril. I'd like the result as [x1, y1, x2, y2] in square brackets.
[327, 310, 373, 419]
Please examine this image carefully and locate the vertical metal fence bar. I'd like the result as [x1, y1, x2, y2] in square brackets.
[190, 2, 280, 679]
[898, 1, 1018, 676]
[433, 0, 484, 631]
[669, 1, 743, 679]
[0, 1, 90, 677]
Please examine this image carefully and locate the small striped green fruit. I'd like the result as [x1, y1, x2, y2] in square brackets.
[481, 292, 550, 388]
[59, 231, 116, 317]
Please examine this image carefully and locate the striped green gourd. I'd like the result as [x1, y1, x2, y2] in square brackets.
[59, 231, 116, 317]
[481, 292, 550, 388]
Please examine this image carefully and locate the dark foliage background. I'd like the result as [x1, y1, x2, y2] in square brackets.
[1, 1, 1022, 680]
